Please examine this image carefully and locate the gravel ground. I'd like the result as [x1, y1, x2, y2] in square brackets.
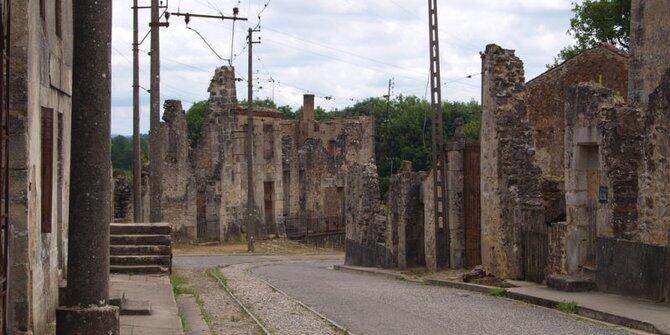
[174, 268, 260, 335]
[252, 260, 637, 335]
[222, 262, 340, 335]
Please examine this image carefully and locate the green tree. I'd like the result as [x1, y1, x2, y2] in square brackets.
[550, 0, 630, 68]
[186, 101, 208, 148]
[111, 134, 149, 173]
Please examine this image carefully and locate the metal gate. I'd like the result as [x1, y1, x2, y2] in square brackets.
[522, 223, 549, 283]
[463, 142, 481, 269]
[0, 0, 10, 332]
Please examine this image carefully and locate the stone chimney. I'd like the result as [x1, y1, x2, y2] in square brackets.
[303, 94, 315, 121]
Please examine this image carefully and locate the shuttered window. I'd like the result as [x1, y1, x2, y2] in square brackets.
[41, 108, 54, 233]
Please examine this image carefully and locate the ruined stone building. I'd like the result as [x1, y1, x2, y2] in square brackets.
[3, 0, 74, 332]
[478, 0, 670, 302]
[113, 66, 378, 246]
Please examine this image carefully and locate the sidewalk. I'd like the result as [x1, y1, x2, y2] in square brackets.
[335, 265, 670, 335]
[111, 274, 184, 335]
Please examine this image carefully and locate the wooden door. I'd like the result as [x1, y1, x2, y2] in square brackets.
[464, 142, 481, 269]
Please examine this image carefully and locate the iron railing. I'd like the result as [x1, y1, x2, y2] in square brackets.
[284, 216, 344, 239]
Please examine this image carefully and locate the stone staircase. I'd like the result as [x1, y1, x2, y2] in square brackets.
[110, 223, 172, 274]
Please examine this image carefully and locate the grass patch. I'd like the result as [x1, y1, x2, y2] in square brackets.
[401, 267, 431, 277]
[170, 274, 196, 296]
[556, 301, 578, 314]
[206, 267, 228, 286]
[488, 287, 507, 297]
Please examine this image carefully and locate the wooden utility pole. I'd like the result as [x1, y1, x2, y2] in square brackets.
[428, 0, 449, 269]
[149, 0, 168, 223]
[132, 0, 142, 222]
[246, 27, 260, 252]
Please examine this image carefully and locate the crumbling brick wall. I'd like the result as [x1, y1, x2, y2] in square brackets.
[480, 44, 543, 279]
[387, 161, 426, 269]
[113, 174, 132, 222]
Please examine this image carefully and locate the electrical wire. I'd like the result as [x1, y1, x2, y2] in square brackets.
[186, 25, 229, 62]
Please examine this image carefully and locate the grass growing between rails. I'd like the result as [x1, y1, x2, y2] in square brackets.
[556, 301, 579, 314]
[488, 287, 508, 297]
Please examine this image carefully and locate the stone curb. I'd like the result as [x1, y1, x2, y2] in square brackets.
[334, 265, 666, 335]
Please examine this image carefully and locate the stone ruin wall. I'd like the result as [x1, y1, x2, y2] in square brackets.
[629, 0, 670, 108]
[631, 0, 670, 246]
[480, 44, 543, 279]
[111, 66, 379, 244]
[526, 45, 629, 225]
[386, 161, 426, 270]
[161, 100, 198, 241]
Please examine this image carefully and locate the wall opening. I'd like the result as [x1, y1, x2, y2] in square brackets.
[264, 181, 275, 234]
[41, 107, 54, 233]
[577, 144, 600, 267]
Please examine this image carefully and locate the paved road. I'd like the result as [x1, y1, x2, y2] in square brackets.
[175, 255, 634, 335]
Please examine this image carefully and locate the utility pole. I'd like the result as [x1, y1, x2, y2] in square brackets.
[149, 0, 169, 223]
[246, 27, 261, 252]
[428, 0, 449, 269]
[132, 0, 142, 222]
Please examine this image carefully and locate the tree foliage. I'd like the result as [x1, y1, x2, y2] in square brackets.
[550, 0, 630, 68]
[111, 134, 148, 173]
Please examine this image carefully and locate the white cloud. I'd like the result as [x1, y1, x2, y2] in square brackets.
[111, 0, 577, 134]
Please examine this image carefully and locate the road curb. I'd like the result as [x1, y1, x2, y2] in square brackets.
[335, 264, 666, 335]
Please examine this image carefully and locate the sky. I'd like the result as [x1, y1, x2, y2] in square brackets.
[111, 0, 577, 135]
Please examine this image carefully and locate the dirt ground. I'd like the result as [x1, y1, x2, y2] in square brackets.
[173, 238, 343, 256]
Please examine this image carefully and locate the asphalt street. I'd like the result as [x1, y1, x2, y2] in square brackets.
[174, 255, 635, 335]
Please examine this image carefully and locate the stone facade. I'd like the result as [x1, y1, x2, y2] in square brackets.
[629, 0, 670, 107]
[480, 44, 544, 279]
[526, 45, 629, 224]
[344, 163, 392, 268]
[632, 0, 670, 246]
[141, 66, 377, 243]
[386, 161, 426, 269]
[7, 0, 74, 332]
[161, 100, 197, 242]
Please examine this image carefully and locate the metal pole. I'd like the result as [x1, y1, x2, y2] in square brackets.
[132, 0, 142, 222]
[149, 0, 162, 222]
[428, 0, 450, 269]
[246, 28, 255, 252]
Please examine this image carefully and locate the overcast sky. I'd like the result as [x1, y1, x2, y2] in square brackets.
[111, 0, 576, 135]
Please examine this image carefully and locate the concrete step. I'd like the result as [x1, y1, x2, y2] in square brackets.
[110, 234, 171, 246]
[110, 245, 171, 256]
[110, 223, 172, 236]
[110, 265, 169, 275]
[120, 299, 152, 316]
[546, 274, 597, 292]
[110, 255, 171, 267]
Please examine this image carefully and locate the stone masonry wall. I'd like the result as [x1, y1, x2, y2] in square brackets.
[8, 0, 74, 332]
[344, 163, 392, 268]
[480, 44, 543, 279]
[526, 45, 628, 225]
[629, 0, 670, 107]
[161, 100, 198, 242]
[637, 70, 670, 245]
[387, 161, 426, 269]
